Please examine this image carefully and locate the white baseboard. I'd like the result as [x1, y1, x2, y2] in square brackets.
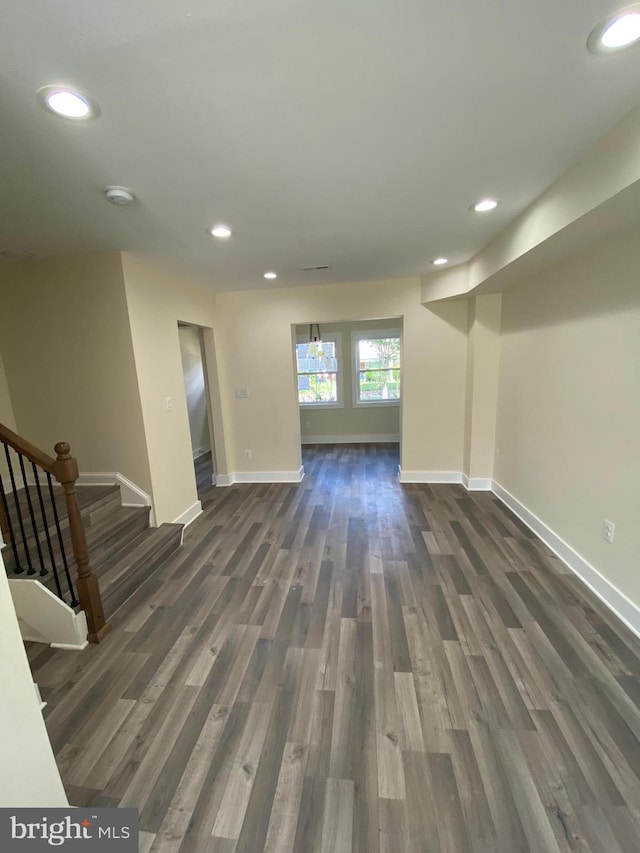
[398, 467, 463, 484]
[173, 501, 202, 530]
[192, 446, 211, 460]
[302, 433, 400, 445]
[77, 472, 155, 526]
[462, 474, 492, 491]
[492, 481, 640, 640]
[216, 466, 305, 486]
[232, 466, 305, 484]
[34, 683, 47, 711]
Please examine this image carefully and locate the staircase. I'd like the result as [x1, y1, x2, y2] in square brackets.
[1, 421, 183, 645]
[3, 484, 183, 619]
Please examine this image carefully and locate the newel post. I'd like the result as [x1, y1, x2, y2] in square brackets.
[53, 442, 111, 643]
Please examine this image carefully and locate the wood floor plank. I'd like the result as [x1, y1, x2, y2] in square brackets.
[320, 778, 354, 853]
[26, 443, 640, 852]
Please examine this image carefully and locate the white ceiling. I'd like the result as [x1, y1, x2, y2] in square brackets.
[0, 0, 639, 291]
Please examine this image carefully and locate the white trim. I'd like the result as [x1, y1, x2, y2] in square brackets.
[492, 481, 640, 640]
[34, 683, 47, 711]
[173, 500, 202, 529]
[302, 433, 400, 445]
[77, 471, 155, 526]
[217, 466, 305, 486]
[215, 473, 234, 487]
[398, 468, 463, 484]
[51, 640, 89, 651]
[462, 474, 493, 491]
[233, 466, 305, 484]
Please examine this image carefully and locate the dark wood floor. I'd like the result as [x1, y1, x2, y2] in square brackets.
[26, 444, 640, 852]
[194, 451, 214, 500]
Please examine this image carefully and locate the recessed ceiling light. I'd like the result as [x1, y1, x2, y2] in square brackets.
[263, 271, 277, 280]
[103, 186, 136, 206]
[589, 8, 640, 52]
[209, 224, 232, 238]
[432, 257, 448, 266]
[471, 198, 499, 213]
[36, 85, 98, 119]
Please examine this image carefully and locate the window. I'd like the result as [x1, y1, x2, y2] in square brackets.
[352, 330, 401, 406]
[296, 334, 342, 407]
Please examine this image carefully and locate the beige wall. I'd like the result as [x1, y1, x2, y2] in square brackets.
[295, 318, 401, 441]
[0, 254, 151, 493]
[495, 226, 640, 607]
[215, 278, 467, 476]
[0, 553, 68, 806]
[463, 294, 501, 481]
[122, 254, 218, 523]
[179, 326, 211, 456]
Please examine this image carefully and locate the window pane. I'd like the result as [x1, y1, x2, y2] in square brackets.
[357, 337, 400, 371]
[298, 372, 338, 404]
[296, 340, 338, 374]
[358, 369, 400, 401]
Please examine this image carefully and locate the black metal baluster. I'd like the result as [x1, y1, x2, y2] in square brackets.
[46, 472, 77, 606]
[18, 454, 46, 577]
[4, 445, 34, 575]
[32, 463, 61, 590]
[0, 463, 23, 573]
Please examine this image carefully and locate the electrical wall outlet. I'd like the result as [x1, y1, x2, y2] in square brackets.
[602, 519, 615, 543]
[305, 421, 311, 429]
[244, 449, 252, 460]
[165, 396, 172, 411]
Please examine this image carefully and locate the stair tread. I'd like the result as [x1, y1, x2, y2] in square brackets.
[3, 476, 184, 626]
[2, 484, 122, 541]
[3, 504, 150, 576]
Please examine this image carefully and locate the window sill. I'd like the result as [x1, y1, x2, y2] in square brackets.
[299, 402, 344, 410]
[353, 400, 401, 408]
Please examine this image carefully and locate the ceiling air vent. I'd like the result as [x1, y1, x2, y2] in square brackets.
[299, 265, 329, 271]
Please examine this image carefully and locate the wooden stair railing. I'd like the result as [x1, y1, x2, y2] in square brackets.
[0, 422, 111, 643]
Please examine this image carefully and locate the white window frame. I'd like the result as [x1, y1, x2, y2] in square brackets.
[351, 329, 401, 408]
[296, 332, 344, 409]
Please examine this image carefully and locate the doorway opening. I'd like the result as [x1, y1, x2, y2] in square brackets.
[178, 323, 216, 500]
[293, 317, 403, 465]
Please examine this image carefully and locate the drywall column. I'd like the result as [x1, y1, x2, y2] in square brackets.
[0, 552, 68, 806]
[463, 294, 502, 487]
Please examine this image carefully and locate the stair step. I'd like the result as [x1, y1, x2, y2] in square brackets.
[3, 503, 150, 581]
[3, 484, 121, 538]
[3, 478, 185, 625]
[100, 525, 183, 617]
